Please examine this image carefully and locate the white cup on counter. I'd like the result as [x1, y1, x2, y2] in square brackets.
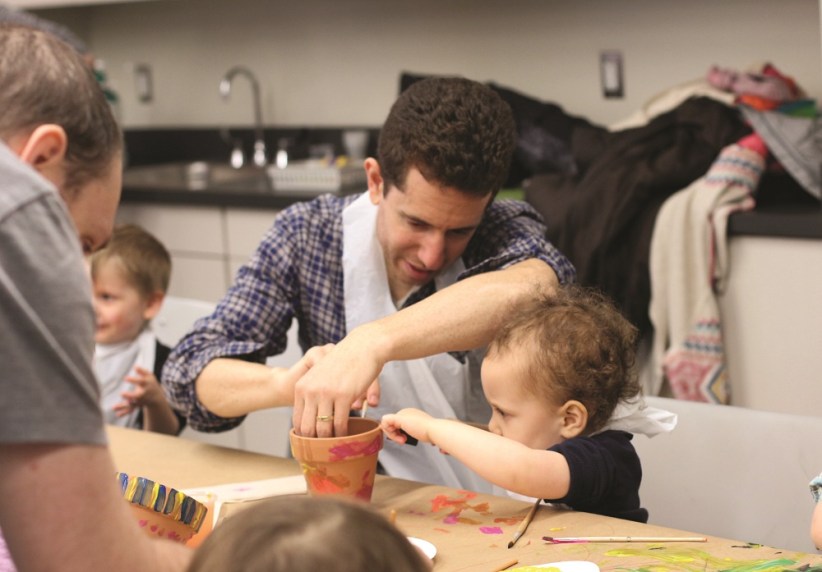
[342, 129, 369, 161]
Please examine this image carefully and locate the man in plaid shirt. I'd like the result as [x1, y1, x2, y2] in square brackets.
[164, 77, 575, 490]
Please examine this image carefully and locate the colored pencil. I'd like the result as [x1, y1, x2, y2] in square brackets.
[543, 535, 707, 544]
[508, 498, 541, 548]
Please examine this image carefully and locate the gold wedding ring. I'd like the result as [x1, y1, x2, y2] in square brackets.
[316, 415, 333, 422]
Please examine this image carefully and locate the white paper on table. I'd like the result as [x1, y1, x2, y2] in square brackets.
[183, 475, 307, 502]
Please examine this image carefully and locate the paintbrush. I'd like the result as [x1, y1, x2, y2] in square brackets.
[508, 498, 541, 548]
[543, 535, 707, 544]
[492, 558, 519, 571]
[400, 429, 418, 446]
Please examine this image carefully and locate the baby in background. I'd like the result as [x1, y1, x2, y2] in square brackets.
[186, 496, 430, 572]
[90, 223, 184, 435]
[382, 285, 648, 522]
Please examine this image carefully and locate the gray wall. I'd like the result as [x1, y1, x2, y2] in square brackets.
[38, 0, 821, 129]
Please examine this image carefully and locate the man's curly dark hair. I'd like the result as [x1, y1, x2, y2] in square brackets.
[377, 76, 517, 197]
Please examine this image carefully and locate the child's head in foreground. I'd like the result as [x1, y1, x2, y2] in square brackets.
[482, 285, 640, 449]
[187, 496, 431, 572]
[90, 223, 171, 345]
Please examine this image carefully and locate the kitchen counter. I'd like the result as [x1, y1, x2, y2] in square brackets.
[727, 204, 822, 239]
[121, 161, 363, 209]
[121, 128, 821, 237]
[123, 165, 822, 238]
[121, 127, 375, 209]
[121, 177, 351, 209]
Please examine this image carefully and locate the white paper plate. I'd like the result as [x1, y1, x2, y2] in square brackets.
[407, 536, 437, 560]
[518, 561, 599, 572]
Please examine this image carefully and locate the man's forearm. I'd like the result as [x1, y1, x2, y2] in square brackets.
[292, 259, 558, 437]
[367, 258, 558, 363]
[0, 443, 193, 572]
[196, 358, 293, 418]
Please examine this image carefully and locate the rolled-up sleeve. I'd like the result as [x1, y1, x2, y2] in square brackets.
[162, 215, 301, 432]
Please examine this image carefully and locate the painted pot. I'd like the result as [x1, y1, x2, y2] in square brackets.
[115, 472, 208, 544]
[289, 417, 383, 502]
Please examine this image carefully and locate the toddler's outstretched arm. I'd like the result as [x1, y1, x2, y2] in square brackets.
[381, 408, 572, 499]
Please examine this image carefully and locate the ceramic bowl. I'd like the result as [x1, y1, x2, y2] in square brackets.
[115, 472, 208, 544]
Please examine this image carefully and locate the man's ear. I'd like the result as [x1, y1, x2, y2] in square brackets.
[364, 158, 384, 205]
[142, 291, 166, 321]
[16, 125, 69, 188]
[559, 400, 588, 439]
[17, 124, 68, 168]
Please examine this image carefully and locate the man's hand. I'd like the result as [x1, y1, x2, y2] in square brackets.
[284, 344, 335, 390]
[292, 329, 384, 438]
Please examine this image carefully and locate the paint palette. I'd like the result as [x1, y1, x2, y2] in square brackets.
[407, 536, 437, 560]
[512, 562, 600, 572]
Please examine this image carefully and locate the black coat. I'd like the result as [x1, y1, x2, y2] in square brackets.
[525, 97, 751, 334]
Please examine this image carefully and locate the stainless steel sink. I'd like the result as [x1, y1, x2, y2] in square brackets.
[123, 161, 272, 192]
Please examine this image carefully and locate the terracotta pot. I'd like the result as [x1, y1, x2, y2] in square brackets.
[115, 472, 208, 544]
[289, 417, 383, 502]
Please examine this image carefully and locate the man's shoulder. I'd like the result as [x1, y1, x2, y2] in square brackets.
[483, 198, 543, 223]
[472, 198, 546, 240]
[0, 141, 57, 222]
[282, 192, 360, 217]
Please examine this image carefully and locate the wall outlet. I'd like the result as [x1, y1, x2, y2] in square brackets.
[600, 50, 624, 99]
[133, 63, 153, 103]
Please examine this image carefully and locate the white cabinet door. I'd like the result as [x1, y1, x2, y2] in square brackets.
[719, 236, 822, 416]
[167, 255, 228, 303]
[116, 203, 230, 303]
[119, 203, 224, 254]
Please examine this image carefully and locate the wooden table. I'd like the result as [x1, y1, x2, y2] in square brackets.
[108, 426, 822, 572]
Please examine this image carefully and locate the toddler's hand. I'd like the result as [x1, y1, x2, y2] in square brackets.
[113, 366, 164, 417]
[380, 408, 433, 445]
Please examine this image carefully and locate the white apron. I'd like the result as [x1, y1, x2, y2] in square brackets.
[342, 193, 493, 492]
[94, 329, 156, 428]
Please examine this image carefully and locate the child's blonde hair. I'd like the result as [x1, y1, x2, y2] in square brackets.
[187, 496, 430, 572]
[90, 224, 171, 300]
[489, 285, 640, 434]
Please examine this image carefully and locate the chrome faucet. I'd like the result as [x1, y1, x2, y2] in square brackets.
[220, 66, 267, 167]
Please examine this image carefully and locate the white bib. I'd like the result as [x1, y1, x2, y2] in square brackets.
[94, 329, 156, 428]
[342, 193, 492, 492]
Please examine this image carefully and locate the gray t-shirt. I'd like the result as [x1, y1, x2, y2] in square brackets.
[0, 141, 105, 445]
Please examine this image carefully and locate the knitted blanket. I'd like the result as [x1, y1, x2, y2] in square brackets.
[648, 144, 764, 403]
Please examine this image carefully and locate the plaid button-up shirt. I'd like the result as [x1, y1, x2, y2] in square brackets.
[164, 193, 575, 431]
